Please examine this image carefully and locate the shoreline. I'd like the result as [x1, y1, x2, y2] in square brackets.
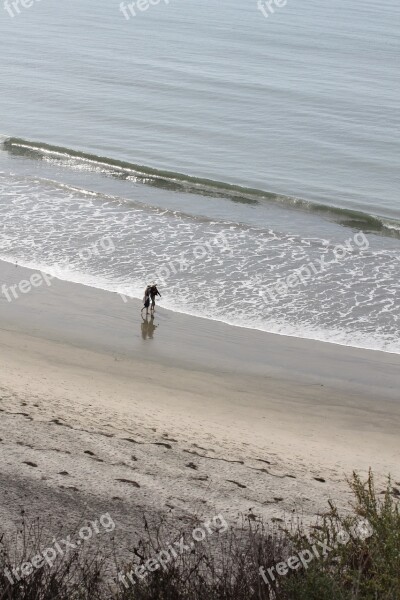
[0, 257, 399, 546]
[2, 253, 398, 357]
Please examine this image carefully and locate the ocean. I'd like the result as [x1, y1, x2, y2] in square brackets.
[0, 0, 399, 353]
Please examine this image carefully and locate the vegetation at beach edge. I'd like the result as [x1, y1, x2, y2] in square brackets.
[0, 471, 399, 600]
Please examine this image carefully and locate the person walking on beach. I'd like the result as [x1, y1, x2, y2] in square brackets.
[141, 284, 151, 316]
[150, 283, 161, 313]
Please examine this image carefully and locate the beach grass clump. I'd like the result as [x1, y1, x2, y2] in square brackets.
[281, 470, 400, 600]
[114, 516, 288, 600]
[0, 516, 107, 600]
[0, 471, 399, 599]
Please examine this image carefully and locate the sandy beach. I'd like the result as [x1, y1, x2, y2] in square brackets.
[0, 257, 399, 552]
[1, 4, 399, 594]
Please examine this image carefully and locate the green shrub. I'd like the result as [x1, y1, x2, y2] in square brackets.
[282, 470, 400, 600]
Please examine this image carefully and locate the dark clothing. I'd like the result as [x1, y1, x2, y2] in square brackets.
[142, 285, 152, 310]
[150, 286, 161, 303]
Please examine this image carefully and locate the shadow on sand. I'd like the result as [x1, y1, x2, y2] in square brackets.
[141, 315, 158, 340]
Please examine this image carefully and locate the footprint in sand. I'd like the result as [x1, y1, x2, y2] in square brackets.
[185, 462, 198, 470]
[226, 480, 247, 489]
[116, 478, 140, 488]
[193, 444, 215, 452]
[14, 412, 33, 420]
[153, 442, 172, 449]
[254, 468, 296, 479]
[51, 418, 72, 428]
[162, 435, 178, 442]
[184, 449, 244, 464]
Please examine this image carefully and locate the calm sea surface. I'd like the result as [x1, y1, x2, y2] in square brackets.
[0, 0, 399, 352]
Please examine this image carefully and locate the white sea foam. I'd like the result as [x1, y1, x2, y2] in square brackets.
[0, 173, 399, 354]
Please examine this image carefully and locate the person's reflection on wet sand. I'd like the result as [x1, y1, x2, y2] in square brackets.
[141, 315, 158, 340]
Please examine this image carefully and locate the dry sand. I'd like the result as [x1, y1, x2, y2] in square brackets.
[0, 258, 399, 554]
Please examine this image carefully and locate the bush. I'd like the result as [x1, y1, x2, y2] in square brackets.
[281, 470, 400, 600]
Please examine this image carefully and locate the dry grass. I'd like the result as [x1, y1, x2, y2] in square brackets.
[1, 471, 399, 600]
